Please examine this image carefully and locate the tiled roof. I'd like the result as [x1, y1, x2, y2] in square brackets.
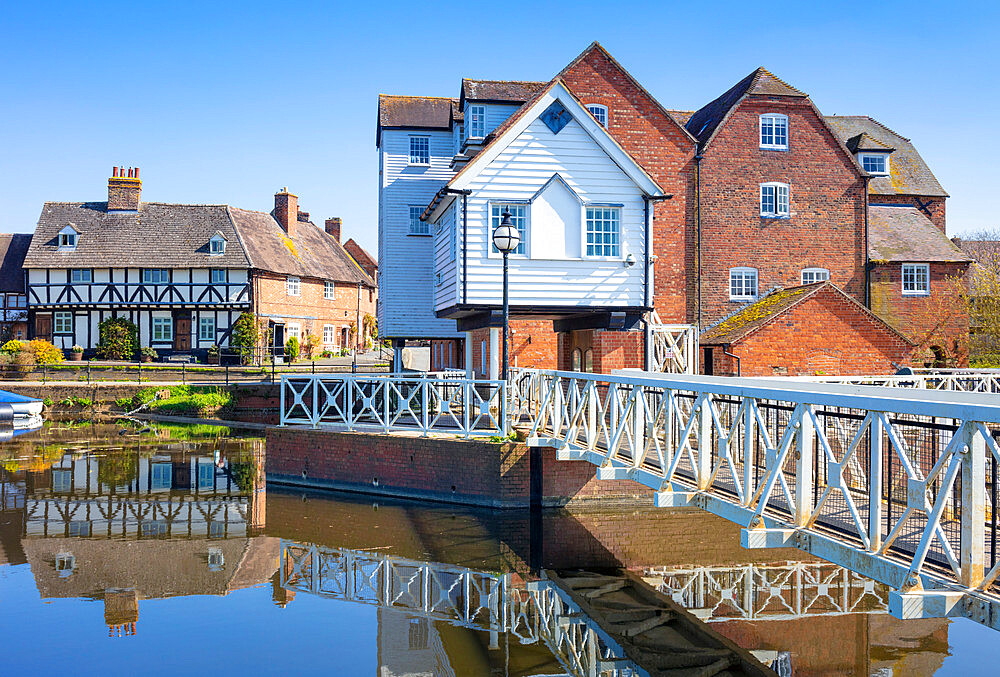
[701, 282, 912, 346]
[228, 208, 374, 286]
[23, 202, 250, 269]
[460, 79, 546, 105]
[846, 132, 893, 153]
[868, 206, 970, 262]
[685, 67, 807, 147]
[667, 110, 695, 125]
[343, 238, 376, 271]
[0, 234, 30, 292]
[825, 116, 947, 197]
[376, 95, 457, 144]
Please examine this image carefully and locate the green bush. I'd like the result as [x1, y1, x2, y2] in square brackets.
[231, 312, 259, 365]
[285, 336, 300, 362]
[1, 340, 23, 355]
[971, 353, 1000, 369]
[27, 339, 64, 365]
[97, 317, 139, 361]
[143, 385, 233, 417]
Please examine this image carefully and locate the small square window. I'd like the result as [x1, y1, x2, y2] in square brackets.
[324, 281, 335, 300]
[209, 236, 226, 255]
[152, 317, 173, 342]
[586, 104, 608, 127]
[58, 229, 78, 249]
[491, 204, 528, 256]
[210, 269, 226, 284]
[409, 206, 429, 235]
[860, 153, 889, 175]
[143, 269, 169, 284]
[54, 312, 73, 334]
[902, 264, 929, 296]
[730, 268, 758, 301]
[70, 269, 91, 283]
[760, 183, 790, 217]
[286, 323, 301, 341]
[409, 136, 430, 165]
[199, 316, 216, 342]
[801, 268, 830, 285]
[760, 114, 789, 150]
[286, 276, 300, 296]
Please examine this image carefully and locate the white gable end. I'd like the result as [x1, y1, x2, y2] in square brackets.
[530, 174, 582, 259]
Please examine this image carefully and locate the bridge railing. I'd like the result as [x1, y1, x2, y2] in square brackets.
[280, 373, 508, 438]
[519, 368, 1000, 624]
[789, 371, 1000, 394]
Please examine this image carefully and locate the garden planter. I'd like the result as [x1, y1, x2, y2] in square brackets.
[207, 355, 220, 365]
[68, 352, 83, 362]
[141, 356, 153, 363]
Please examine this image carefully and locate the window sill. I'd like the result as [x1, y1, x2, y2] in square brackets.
[407, 233, 433, 237]
[407, 162, 431, 168]
[760, 214, 790, 220]
[759, 145, 789, 151]
[901, 291, 930, 297]
[729, 297, 758, 303]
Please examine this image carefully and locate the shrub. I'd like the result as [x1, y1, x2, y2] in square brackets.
[303, 333, 321, 360]
[285, 336, 300, 362]
[97, 317, 139, 361]
[140, 346, 158, 360]
[26, 339, 64, 365]
[231, 312, 260, 365]
[1, 340, 23, 355]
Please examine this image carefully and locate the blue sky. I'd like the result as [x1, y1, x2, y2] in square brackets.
[1, 1, 997, 253]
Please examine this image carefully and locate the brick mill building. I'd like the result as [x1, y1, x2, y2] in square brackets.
[23, 169, 374, 358]
[376, 43, 969, 377]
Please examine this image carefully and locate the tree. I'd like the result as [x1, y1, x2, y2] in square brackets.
[362, 313, 377, 350]
[96, 317, 139, 361]
[960, 229, 1000, 361]
[230, 312, 260, 365]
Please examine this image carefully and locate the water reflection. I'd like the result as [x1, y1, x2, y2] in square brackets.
[0, 423, 981, 675]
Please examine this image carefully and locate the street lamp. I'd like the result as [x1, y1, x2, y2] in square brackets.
[492, 210, 520, 381]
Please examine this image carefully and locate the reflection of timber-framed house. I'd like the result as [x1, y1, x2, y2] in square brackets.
[23, 169, 374, 358]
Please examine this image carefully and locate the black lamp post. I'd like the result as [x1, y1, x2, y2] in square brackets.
[492, 210, 520, 381]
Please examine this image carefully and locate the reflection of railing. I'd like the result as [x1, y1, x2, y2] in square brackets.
[645, 561, 889, 622]
[280, 374, 508, 438]
[278, 540, 638, 677]
[519, 368, 1000, 629]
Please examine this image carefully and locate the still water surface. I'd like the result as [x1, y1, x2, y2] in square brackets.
[2, 422, 1000, 676]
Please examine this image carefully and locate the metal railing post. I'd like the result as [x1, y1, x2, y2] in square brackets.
[311, 375, 319, 428]
[794, 404, 815, 527]
[279, 376, 286, 426]
[87, 363, 91, 384]
[421, 378, 429, 435]
[869, 413, 884, 551]
[182, 363, 186, 385]
[961, 422, 986, 588]
[696, 393, 712, 490]
[742, 399, 755, 505]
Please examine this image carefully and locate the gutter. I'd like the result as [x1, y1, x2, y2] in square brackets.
[863, 175, 872, 308]
[695, 153, 704, 331]
[443, 188, 472, 305]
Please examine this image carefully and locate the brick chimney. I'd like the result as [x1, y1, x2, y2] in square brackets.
[325, 217, 342, 243]
[107, 166, 142, 211]
[274, 188, 297, 238]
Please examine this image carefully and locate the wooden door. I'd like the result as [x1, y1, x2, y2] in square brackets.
[174, 313, 191, 351]
[35, 314, 52, 341]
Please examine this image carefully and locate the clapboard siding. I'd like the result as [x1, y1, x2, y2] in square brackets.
[434, 115, 646, 311]
[434, 202, 459, 309]
[378, 128, 462, 339]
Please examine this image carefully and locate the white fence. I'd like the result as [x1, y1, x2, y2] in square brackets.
[793, 371, 1000, 394]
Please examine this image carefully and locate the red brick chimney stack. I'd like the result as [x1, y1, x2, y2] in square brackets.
[274, 188, 297, 239]
[325, 217, 342, 243]
[107, 166, 142, 211]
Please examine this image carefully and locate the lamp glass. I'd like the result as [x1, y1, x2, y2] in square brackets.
[492, 210, 521, 254]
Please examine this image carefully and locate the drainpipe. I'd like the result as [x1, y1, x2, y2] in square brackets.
[695, 153, 704, 331]
[443, 188, 472, 305]
[723, 343, 741, 377]
[643, 194, 672, 370]
[863, 175, 872, 308]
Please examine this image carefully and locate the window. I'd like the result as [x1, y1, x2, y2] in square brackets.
[143, 269, 169, 284]
[152, 316, 173, 342]
[490, 203, 527, 255]
[52, 469, 72, 492]
[801, 268, 830, 285]
[860, 153, 889, 175]
[58, 226, 78, 249]
[70, 269, 91, 283]
[209, 235, 226, 255]
[586, 104, 608, 127]
[68, 521, 91, 537]
[150, 463, 172, 490]
[210, 269, 226, 284]
[11, 295, 25, 308]
[142, 521, 168, 537]
[198, 463, 215, 490]
[572, 348, 582, 371]
[467, 105, 486, 139]
[286, 323, 301, 341]
[199, 316, 215, 342]
[585, 206, 621, 257]
[286, 276, 300, 296]
[760, 183, 790, 217]
[759, 113, 789, 150]
[323, 324, 335, 345]
[54, 311, 72, 334]
[902, 263, 929, 296]
[208, 547, 225, 571]
[409, 136, 430, 165]
[55, 553, 75, 577]
[324, 281, 335, 300]
[409, 206, 429, 235]
[730, 268, 758, 301]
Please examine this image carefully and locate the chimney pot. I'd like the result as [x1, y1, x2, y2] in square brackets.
[108, 166, 142, 211]
[325, 217, 342, 243]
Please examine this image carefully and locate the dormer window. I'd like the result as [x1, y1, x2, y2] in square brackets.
[209, 234, 227, 255]
[467, 105, 486, 139]
[859, 153, 889, 175]
[58, 225, 79, 250]
[759, 114, 788, 150]
[586, 104, 608, 127]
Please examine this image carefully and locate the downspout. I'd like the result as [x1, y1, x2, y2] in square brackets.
[723, 343, 741, 377]
[863, 175, 872, 308]
[695, 153, 704, 331]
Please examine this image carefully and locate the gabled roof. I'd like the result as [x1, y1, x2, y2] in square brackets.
[701, 282, 913, 346]
[825, 116, 948, 197]
[685, 67, 807, 147]
[459, 79, 546, 107]
[846, 132, 893, 153]
[0, 234, 30, 293]
[376, 94, 457, 145]
[868, 206, 970, 262]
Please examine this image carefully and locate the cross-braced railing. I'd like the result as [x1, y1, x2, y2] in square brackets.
[520, 369, 1000, 628]
[280, 374, 508, 438]
[793, 371, 1000, 394]
[647, 313, 698, 374]
[278, 540, 639, 677]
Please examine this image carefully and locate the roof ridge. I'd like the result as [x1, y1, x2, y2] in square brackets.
[750, 67, 808, 97]
[826, 114, 911, 142]
[378, 93, 453, 101]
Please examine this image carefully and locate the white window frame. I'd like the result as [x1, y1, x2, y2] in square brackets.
[70, 269, 91, 283]
[409, 206, 429, 235]
[198, 315, 216, 342]
[58, 226, 78, 250]
[409, 135, 430, 165]
[801, 268, 830, 285]
[286, 323, 301, 341]
[584, 205, 622, 259]
[152, 316, 173, 342]
[209, 235, 226, 255]
[150, 463, 172, 490]
[489, 202, 528, 257]
[902, 263, 930, 296]
[586, 104, 608, 127]
[729, 267, 759, 301]
[324, 281, 335, 300]
[143, 268, 169, 284]
[467, 104, 486, 139]
[323, 324, 335, 346]
[759, 113, 789, 150]
[286, 276, 300, 296]
[859, 153, 889, 175]
[760, 182, 790, 218]
[54, 311, 72, 334]
[210, 269, 226, 284]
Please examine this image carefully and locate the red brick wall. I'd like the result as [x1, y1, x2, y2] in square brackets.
[870, 261, 970, 366]
[255, 272, 376, 351]
[265, 427, 652, 508]
[561, 47, 698, 324]
[429, 339, 463, 370]
[710, 287, 912, 376]
[870, 193, 947, 232]
[699, 96, 866, 326]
